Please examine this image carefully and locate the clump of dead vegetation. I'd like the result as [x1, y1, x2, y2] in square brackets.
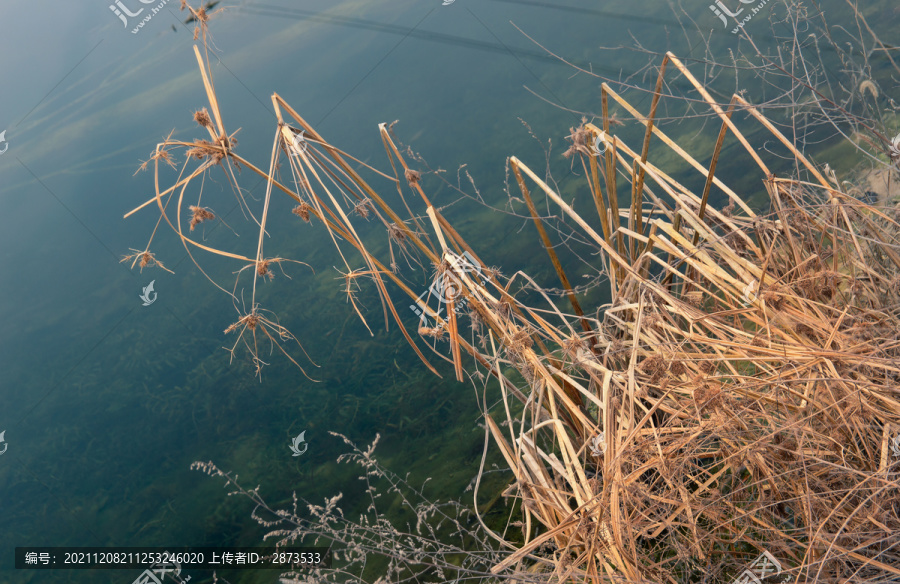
[124, 2, 900, 582]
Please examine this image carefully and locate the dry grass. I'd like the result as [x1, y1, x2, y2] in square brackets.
[126, 3, 900, 582]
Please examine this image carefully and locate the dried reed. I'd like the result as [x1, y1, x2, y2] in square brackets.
[126, 4, 900, 582]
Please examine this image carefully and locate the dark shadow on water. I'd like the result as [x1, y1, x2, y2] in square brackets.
[237, 2, 625, 74]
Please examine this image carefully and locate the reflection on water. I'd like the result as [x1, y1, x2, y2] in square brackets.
[0, 0, 897, 582]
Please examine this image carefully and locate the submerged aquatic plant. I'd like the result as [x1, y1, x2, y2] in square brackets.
[193, 433, 552, 584]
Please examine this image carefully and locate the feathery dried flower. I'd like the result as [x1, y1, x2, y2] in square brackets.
[404, 168, 421, 186]
[225, 312, 259, 334]
[418, 325, 446, 339]
[185, 138, 226, 164]
[257, 259, 273, 280]
[135, 143, 177, 174]
[189, 205, 215, 230]
[292, 202, 312, 222]
[563, 118, 594, 158]
[121, 248, 174, 274]
[353, 198, 372, 218]
[387, 222, 407, 242]
[194, 107, 213, 128]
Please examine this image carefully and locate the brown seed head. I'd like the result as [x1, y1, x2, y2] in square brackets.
[292, 202, 312, 222]
[419, 326, 446, 339]
[257, 259, 273, 280]
[185, 138, 225, 164]
[563, 118, 594, 158]
[388, 222, 408, 242]
[641, 354, 668, 384]
[762, 286, 784, 310]
[404, 168, 421, 186]
[194, 107, 212, 128]
[225, 312, 260, 334]
[189, 205, 215, 231]
[353, 199, 372, 218]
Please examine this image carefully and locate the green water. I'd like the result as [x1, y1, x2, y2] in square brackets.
[0, 0, 896, 582]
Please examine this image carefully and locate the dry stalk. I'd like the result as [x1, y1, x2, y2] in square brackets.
[125, 7, 900, 582]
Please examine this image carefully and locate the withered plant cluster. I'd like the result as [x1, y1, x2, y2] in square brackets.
[192, 433, 556, 584]
[125, 3, 900, 582]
